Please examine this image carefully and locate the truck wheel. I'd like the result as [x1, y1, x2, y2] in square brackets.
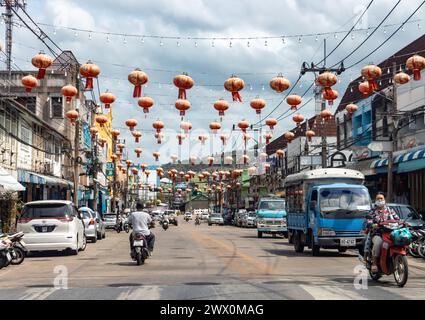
[257, 231, 263, 238]
[311, 236, 320, 256]
[294, 232, 304, 253]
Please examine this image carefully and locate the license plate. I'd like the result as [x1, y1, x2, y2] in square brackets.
[340, 238, 356, 246]
[42, 226, 48, 232]
[133, 240, 143, 246]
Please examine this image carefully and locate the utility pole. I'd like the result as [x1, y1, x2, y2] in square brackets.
[73, 118, 80, 207]
[90, 102, 98, 213]
[301, 39, 345, 168]
[387, 62, 398, 203]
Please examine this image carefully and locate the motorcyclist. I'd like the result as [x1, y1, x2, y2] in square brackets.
[195, 214, 200, 225]
[365, 192, 399, 273]
[127, 202, 156, 255]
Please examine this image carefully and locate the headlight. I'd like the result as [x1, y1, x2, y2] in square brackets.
[258, 219, 265, 224]
[318, 228, 336, 236]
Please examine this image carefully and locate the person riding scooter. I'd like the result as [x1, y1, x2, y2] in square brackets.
[364, 192, 399, 273]
[195, 214, 200, 226]
[127, 202, 156, 257]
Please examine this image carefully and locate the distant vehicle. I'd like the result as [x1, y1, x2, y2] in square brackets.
[17, 200, 86, 255]
[104, 213, 118, 229]
[256, 198, 286, 238]
[164, 210, 178, 226]
[285, 168, 371, 256]
[79, 207, 99, 243]
[184, 212, 193, 220]
[208, 214, 224, 226]
[388, 204, 424, 229]
[234, 210, 247, 227]
[242, 212, 257, 228]
[201, 211, 210, 221]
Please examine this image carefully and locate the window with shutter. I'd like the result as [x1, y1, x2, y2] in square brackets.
[51, 97, 63, 118]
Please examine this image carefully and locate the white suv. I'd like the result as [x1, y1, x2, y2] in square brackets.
[17, 200, 86, 255]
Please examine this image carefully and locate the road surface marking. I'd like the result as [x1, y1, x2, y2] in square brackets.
[19, 288, 58, 300]
[378, 287, 425, 300]
[117, 286, 161, 300]
[300, 285, 367, 300]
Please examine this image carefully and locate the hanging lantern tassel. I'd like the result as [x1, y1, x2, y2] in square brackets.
[232, 91, 242, 102]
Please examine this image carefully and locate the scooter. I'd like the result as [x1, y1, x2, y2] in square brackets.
[195, 217, 201, 226]
[124, 222, 130, 233]
[131, 232, 150, 266]
[364, 220, 412, 287]
[0, 238, 12, 269]
[0, 232, 27, 265]
[162, 219, 169, 231]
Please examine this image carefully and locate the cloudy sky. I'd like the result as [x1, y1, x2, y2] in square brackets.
[3, 0, 425, 165]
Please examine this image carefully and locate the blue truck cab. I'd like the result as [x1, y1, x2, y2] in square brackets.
[256, 197, 287, 238]
[285, 169, 371, 256]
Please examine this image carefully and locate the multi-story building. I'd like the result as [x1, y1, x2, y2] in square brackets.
[335, 34, 425, 212]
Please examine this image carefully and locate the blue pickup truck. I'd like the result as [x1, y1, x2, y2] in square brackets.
[256, 197, 287, 238]
[285, 168, 371, 256]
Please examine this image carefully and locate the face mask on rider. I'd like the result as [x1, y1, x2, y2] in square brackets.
[375, 200, 386, 208]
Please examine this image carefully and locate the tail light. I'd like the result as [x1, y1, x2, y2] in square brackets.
[89, 219, 95, 225]
[135, 234, 144, 240]
[56, 215, 74, 222]
[18, 217, 32, 223]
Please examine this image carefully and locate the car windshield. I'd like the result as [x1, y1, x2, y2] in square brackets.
[211, 214, 221, 218]
[259, 200, 285, 210]
[319, 188, 371, 219]
[248, 213, 256, 217]
[104, 214, 116, 220]
[80, 210, 93, 219]
[21, 204, 70, 218]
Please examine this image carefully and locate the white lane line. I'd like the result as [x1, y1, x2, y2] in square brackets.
[117, 286, 161, 300]
[19, 288, 58, 300]
[300, 285, 367, 300]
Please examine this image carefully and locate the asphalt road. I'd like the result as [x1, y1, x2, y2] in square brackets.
[1, 216, 425, 300]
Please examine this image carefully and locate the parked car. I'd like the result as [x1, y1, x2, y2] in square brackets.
[208, 213, 224, 226]
[388, 203, 424, 229]
[94, 212, 106, 239]
[79, 207, 98, 243]
[104, 213, 118, 229]
[17, 200, 86, 255]
[242, 211, 257, 228]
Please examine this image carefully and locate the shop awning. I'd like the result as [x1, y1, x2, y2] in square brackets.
[0, 167, 25, 192]
[18, 170, 73, 188]
[370, 148, 425, 173]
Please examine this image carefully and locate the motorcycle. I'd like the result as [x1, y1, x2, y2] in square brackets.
[162, 219, 169, 231]
[364, 220, 412, 287]
[0, 238, 12, 269]
[408, 228, 425, 258]
[131, 232, 150, 266]
[195, 217, 201, 226]
[0, 232, 27, 265]
[124, 222, 130, 233]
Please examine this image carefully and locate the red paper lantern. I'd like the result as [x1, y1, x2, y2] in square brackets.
[134, 148, 142, 158]
[306, 130, 316, 142]
[250, 98, 266, 114]
[96, 115, 108, 127]
[125, 119, 138, 131]
[111, 129, 120, 141]
[132, 131, 142, 143]
[276, 149, 285, 158]
[152, 120, 164, 133]
[394, 72, 410, 85]
[140, 164, 147, 172]
[111, 154, 118, 163]
[21, 75, 38, 92]
[270, 74, 291, 93]
[126, 160, 133, 168]
[207, 156, 214, 166]
[117, 143, 125, 153]
[31, 52, 53, 79]
[287, 95, 302, 111]
[100, 91, 116, 109]
[128, 68, 148, 97]
[322, 89, 338, 106]
[138, 96, 154, 115]
[406, 55, 425, 81]
[346, 103, 358, 114]
[242, 155, 250, 165]
[98, 138, 107, 147]
[66, 110, 79, 125]
[284, 132, 295, 143]
[292, 114, 305, 126]
[361, 65, 382, 93]
[176, 133, 185, 145]
[320, 109, 333, 121]
[317, 72, 338, 96]
[61, 85, 78, 103]
[180, 121, 192, 134]
[265, 118, 278, 130]
[153, 151, 160, 161]
[89, 126, 99, 138]
[173, 74, 194, 99]
[220, 134, 228, 146]
[175, 99, 191, 118]
[358, 81, 371, 97]
[264, 133, 273, 144]
[79, 61, 100, 90]
[238, 120, 250, 133]
[224, 75, 244, 102]
[213, 99, 229, 117]
[209, 121, 221, 134]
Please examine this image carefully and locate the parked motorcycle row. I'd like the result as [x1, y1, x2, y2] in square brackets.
[0, 232, 27, 270]
[408, 226, 425, 259]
